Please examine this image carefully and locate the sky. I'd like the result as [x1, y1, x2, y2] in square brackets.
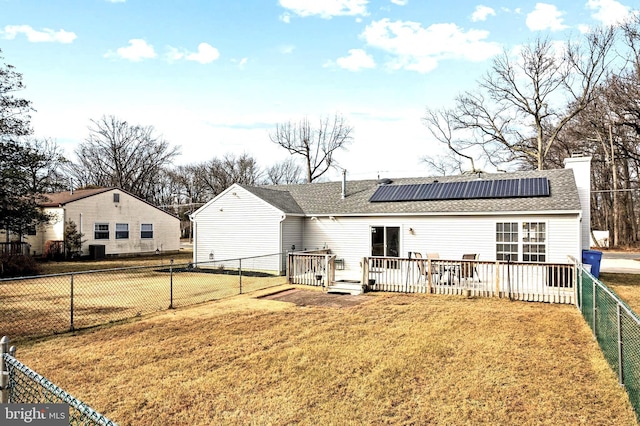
[1, 0, 637, 181]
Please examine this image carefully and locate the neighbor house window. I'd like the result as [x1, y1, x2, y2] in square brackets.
[141, 223, 153, 239]
[522, 222, 546, 262]
[26, 224, 37, 236]
[94, 223, 109, 240]
[496, 222, 518, 261]
[113, 193, 120, 203]
[116, 223, 129, 239]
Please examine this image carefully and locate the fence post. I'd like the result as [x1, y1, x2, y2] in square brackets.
[617, 303, 624, 386]
[169, 259, 174, 309]
[592, 277, 597, 338]
[239, 258, 243, 294]
[1, 335, 10, 403]
[70, 274, 75, 332]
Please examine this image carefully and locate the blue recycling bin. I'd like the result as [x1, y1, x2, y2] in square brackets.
[582, 249, 603, 278]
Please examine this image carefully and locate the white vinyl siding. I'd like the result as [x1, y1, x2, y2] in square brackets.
[192, 185, 286, 273]
[301, 214, 580, 276]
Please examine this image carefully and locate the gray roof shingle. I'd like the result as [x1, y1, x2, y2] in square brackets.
[243, 168, 581, 216]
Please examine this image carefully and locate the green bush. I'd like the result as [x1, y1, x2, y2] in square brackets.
[0, 254, 42, 278]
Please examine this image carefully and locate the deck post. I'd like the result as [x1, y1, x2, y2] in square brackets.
[495, 261, 500, 297]
[361, 257, 369, 289]
[427, 259, 432, 294]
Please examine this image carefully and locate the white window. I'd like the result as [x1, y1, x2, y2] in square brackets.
[141, 223, 153, 239]
[94, 223, 109, 240]
[116, 223, 129, 239]
[522, 222, 546, 262]
[496, 222, 518, 261]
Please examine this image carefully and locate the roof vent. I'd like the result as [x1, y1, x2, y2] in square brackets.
[377, 178, 393, 185]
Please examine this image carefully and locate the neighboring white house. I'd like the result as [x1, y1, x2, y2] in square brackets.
[24, 187, 180, 258]
[190, 156, 591, 277]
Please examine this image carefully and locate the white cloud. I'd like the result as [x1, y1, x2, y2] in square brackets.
[279, 44, 295, 54]
[330, 48, 375, 71]
[361, 19, 501, 73]
[390, 0, 408, 5]
[1, 25, 76, 43]
[526, 3, 568, 31]
[578, 24, 591, 33]
[471, 5, 496, 22]
[586, 0, 630, 25]
[279, 12, 292, 23]
[278, 0, 368, 19]
[186, 43, 220, 64]
[106, 39, 156, 62]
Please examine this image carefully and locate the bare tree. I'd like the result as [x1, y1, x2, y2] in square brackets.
[270, 113, 353, 182]
[22, 137, 69, 193]
[197, 153, 262, 197]
[423, 29, 616, 171]
[70, 115, 180, 200]
[265, 157, 304, 184]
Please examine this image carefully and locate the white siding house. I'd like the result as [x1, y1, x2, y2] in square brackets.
[190, 185, 305, 274]
[191, 157, 591, 279]
[24, 188, 180, 258]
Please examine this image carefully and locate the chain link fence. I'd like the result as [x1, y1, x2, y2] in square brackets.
[577, 265, 640, 423]
[0, 253, 286, 340]
[1, 348, 117, 425]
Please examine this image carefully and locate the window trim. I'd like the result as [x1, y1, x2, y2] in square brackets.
[141, 223, 154, 239]
[94, 223, 110, 240]
[522, 221, 547, 262]
[496, 222, 518, 262]
[496, 221, 548, 262]
[115, 223, 129, 240]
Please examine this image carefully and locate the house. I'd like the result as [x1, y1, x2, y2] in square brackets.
[190, 156, 591, 283]
[23, 188, 180, 258]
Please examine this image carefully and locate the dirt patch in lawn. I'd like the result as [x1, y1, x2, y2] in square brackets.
[259, 288, 368, 308]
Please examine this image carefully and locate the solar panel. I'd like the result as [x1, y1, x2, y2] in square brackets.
[465, 180, 493, 198]
[393, 184, 421, 201]
[414, 182, 443, 200]
[492, 179, 519, 197]
[369, 184, 397, 202]
[520, 177, 549, 197]
[439, 181, 468, 199]
[369, 177, 550, 202]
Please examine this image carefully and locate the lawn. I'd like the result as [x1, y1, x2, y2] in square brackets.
[13, 287, 638, 425]
[37, 250, 194, 275]
[600, 272, 640, 315]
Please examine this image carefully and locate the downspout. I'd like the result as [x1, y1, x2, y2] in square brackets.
[189, 214, 197, 264]
[79, 213, 83, 256]
[279, 214, 286, 276]
[62, 206, 67, 259]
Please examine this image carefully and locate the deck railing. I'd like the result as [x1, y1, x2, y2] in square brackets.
[287, 251, 336, 288]
[287, 253, 576, 304]
[365, 256, 575, 303]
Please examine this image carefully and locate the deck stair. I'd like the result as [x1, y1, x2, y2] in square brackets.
[327, 279, 363, 295]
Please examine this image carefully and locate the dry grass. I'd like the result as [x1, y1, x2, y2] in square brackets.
[14, 288, 637, 425]
[600, 272, 640, 315]
[1, 267, 284, 340]
[37, 250, 194, 275]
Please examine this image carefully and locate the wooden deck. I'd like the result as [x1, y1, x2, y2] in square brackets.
[288, 252, 576, 304]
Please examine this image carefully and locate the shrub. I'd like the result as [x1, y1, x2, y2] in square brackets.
[0, 254, 42, 278]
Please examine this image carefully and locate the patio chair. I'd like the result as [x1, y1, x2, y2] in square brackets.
[413, 252, 427, 283]
[461, 253, 479, 283]
[426, 253, 442, 284]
